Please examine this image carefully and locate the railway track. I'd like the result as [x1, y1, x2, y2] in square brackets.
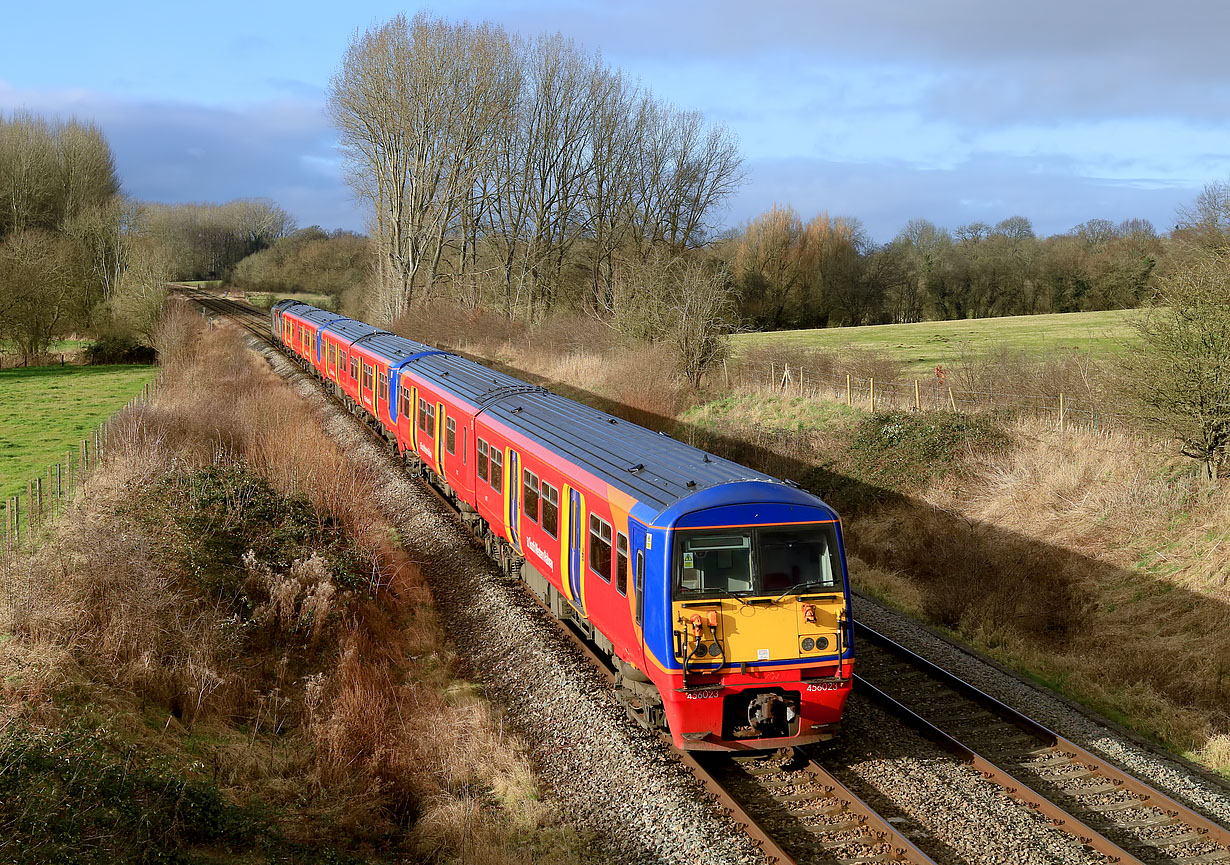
[176, 286, 1230, 865]
[853, 621, 1230, 865]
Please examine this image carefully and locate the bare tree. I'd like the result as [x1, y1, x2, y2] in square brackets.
[329, 13, 517, 322]
[0, 229, 78, 362]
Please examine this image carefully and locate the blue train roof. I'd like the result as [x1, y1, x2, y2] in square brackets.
[301, 308, 345, 327]
[408, 352, 541, 410]
[322, 318, 384, 344]
[481, 390, 779, 515]
[354, 332, 435, 364]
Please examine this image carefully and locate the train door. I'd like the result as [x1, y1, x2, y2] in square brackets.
[503, 447, 522, 555]
[629, 522, 648, 663]
[563, 486, 587, 617]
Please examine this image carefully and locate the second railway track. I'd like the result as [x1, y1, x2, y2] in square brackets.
[854, 621, 1230, 865]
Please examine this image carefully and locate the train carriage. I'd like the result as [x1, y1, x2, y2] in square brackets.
[273, 304, 854, 751]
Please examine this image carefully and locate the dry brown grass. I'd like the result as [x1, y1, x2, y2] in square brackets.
[898, 416, 1230, 758]
[0, 301, 583, 861]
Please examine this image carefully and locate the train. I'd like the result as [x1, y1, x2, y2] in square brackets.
[271, 300, 854, 751]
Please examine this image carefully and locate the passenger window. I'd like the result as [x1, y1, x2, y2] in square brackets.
[616, 532, 629, 596]
[446, 417, 456, 454]
[401, 385, 412, 413]
[541, 483, 559, 538]
[523, 470, 540, 523]
[590, 515, 613, 582]
[477, 439, 489, 482]
[490, 448, 503, 492]
[418, 398, 428, 432]
[378, 371, 387, 398]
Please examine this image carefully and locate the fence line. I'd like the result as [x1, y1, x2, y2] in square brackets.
[3, 377, 158, 560]
[752, 361, 1129, 432]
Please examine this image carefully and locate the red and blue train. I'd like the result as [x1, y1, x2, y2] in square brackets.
[272, 300, 854, 751]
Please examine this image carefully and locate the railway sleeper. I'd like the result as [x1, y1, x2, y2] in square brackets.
[1138, 830, 1203, 847]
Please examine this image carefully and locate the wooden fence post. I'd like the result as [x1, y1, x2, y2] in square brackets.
[846, 374, 852, 406]
[914, 380, 921, 411]
[948, 387, 957, 411]
[722, 359, 730, 389]
[869, 378, 876, 412]
[1058, 392, 1066, 432]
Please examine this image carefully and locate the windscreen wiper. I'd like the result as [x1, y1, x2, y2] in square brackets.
[774, 581, 833, 603]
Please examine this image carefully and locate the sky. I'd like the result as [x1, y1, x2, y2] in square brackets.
[3, 0, 1227, 243]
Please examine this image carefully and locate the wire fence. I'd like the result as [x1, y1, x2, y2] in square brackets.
[740, 361, 1132, 432]
[3, 378, 158, 560]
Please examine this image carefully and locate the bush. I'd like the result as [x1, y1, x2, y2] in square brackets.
[844, 410, 1010, 493]
[84, 334, 156, 365]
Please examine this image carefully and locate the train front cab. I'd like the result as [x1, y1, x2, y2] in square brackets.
[649, 483, 854, 751]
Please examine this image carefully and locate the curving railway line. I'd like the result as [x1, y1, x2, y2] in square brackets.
[176, 286, 1230, 865]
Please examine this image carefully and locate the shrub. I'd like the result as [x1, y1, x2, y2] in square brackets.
[84, 334, 156, 364]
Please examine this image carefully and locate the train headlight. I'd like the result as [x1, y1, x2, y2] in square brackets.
[801, 637, 815, 652]
[708, 642, 722, 657]
[816, 636, 829, 650]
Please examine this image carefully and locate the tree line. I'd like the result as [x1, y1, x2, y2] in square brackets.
[0, 111, 295, 363]
[720, 208, 1166, 330]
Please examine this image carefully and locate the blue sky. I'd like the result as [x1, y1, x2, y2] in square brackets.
[3, 0, 1227, 242]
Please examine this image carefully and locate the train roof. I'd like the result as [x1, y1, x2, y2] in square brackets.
[357, 332, 436, 363]
[322, 317, 384, 344]
[483, 391, 777, 514]
[300, 308, 345, 328]
[409, 351, 542, 409]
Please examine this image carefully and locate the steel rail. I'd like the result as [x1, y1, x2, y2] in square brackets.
[854, 620, 1230, 864]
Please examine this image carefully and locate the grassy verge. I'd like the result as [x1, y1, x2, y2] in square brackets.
[0, 364, 158, 504]
[733, 308, 1139, 376]
[0, 307, 591, 863]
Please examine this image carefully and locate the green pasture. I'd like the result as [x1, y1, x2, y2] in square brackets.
[0, 364, 158, 508]
[733, 309, 1141, 375]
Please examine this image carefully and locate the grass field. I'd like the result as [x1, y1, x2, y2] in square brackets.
[244, 290, 337, 311]
[0, 364, 158, 506]
[733, 309, 1142, 375]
